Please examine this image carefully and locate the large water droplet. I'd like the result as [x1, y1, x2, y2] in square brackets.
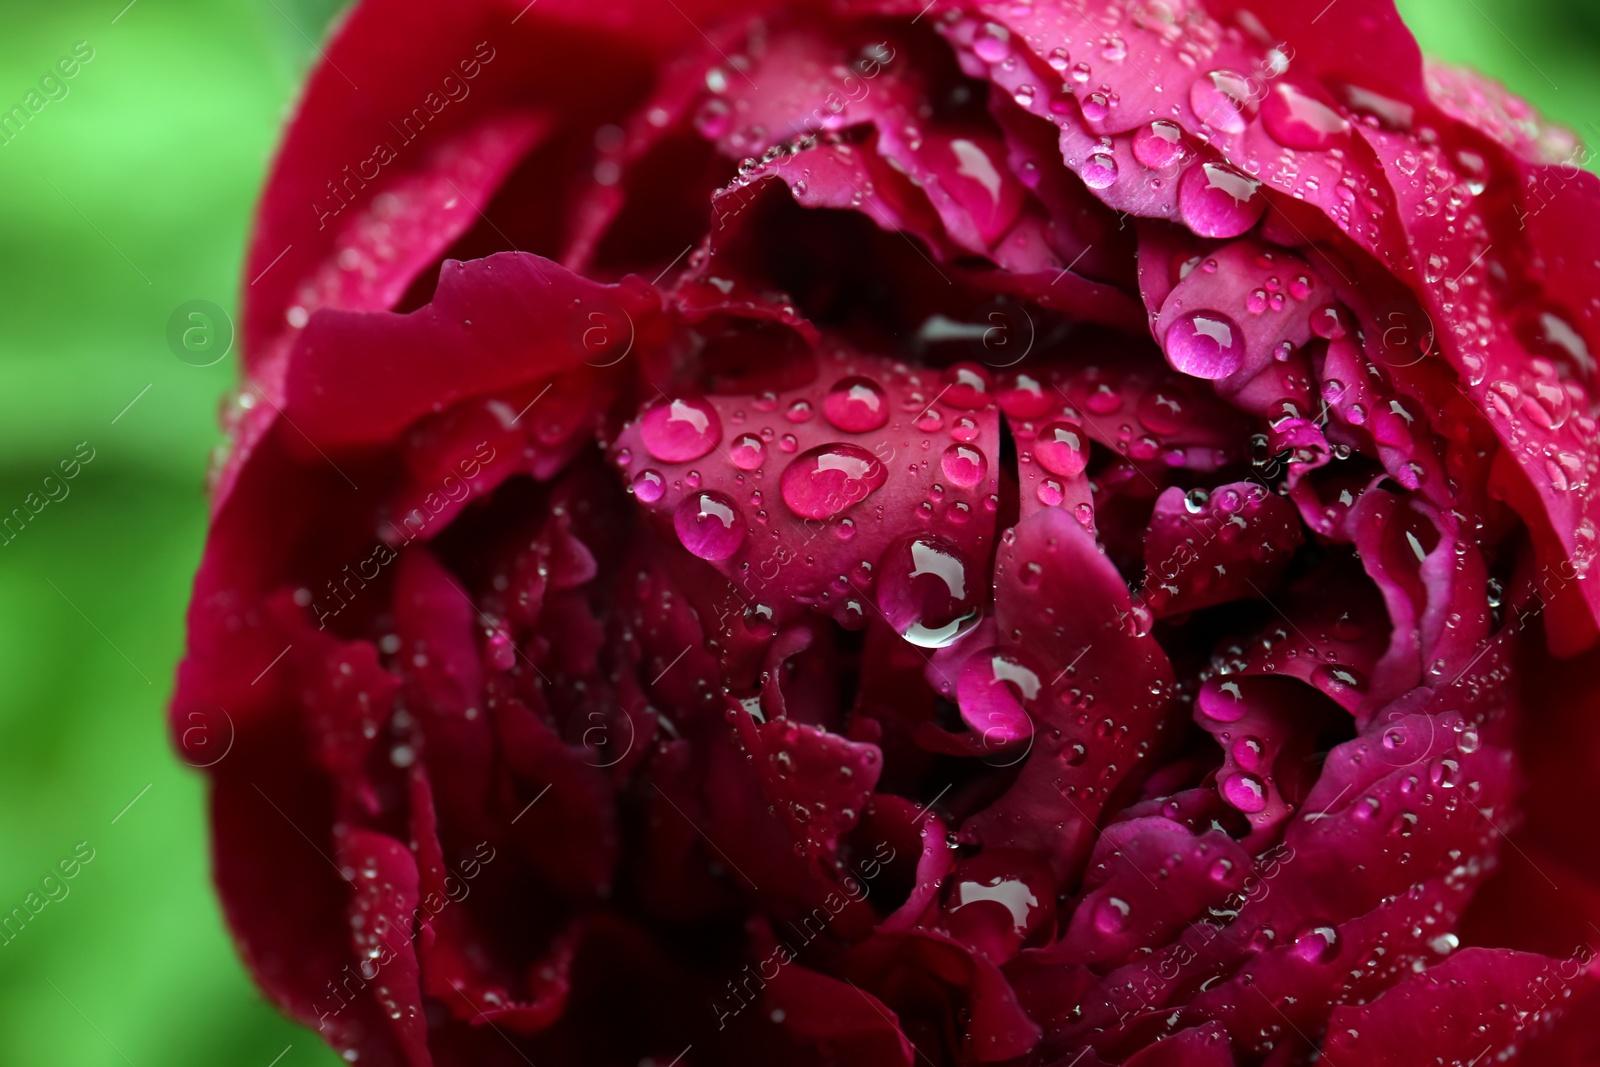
[943, 363, 994, 409]
[640, 397, 722, 462]
[1292, 924, 1340, 964]
[695, 99, 732, 139]
[729, 433, 767, 471]
[1082, 151, 1119, 189]
[1189, 69, 1254, 133]
[1232, 735, 1265, 771]
[631, 468, 665, 503]
[1313, 663, 1366, 698]
[941, 443, 988, 487]
[1132, 120, 1190, 171]
[1165, 311, 1245, 379]
[674, 490, 746, 560]
[1261, 83, 1350, 150]
[949, 864, 1042, 935]
[958, 648, 1040, 744]
[876, 534, 982, 648]
[973, 22, 1012, 63]
[998, 372, 1052, 418]
[1221, 771, 1268, 813]
[1034, 420, 1090, 475]
[1095, 895, 1132, 934]
[780, 443, 888, 519]
[1136, 385, 1189, 435]
[1179, 162, 1266, 238]
[824, 376, 889, 433]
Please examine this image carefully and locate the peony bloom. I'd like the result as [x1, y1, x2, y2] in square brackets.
[174, 0, 1600, 1063]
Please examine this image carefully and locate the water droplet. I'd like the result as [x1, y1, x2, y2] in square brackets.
[875, 534, 982, 648]
[824, 376, 889, 433]
[943, 363, 994, 409]
[941, 443, 988, 487]
[640, 397, 721, 462]
[695, 98, 732, 139]
[1310, 304, 1349, 339]
[1095, 895, 1132, 934]
[998, 373, 1052, 418]
[1082, 151, 1119, 189]
[729, 433, 766, 471]
[948, 863, 1043, 934]
[1313, 663, 1366, 697]
[958, 648, 1041, 743]
[1165, 311, 1245, 379]
[1190, 69, 1254, 133]
[1261, 83, 1350, 150]
[631, 468, 665, 503]
[780, 443, 888, 518]
[1179, 162, 1266, 238]
[1132, 120, 1189, 171]
[973, 22, 1012, 63]
[1137, 386, 1189, 434]
[1222, 772, 1268, 813]
[674, 491, 746, 560]
[1034, 420, 1090, 475]
[1292, 924, 1340, 964]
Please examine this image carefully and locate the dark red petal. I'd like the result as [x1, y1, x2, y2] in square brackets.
[1323, 948, 1597, 1065]
[338, 830, 431, 1063]
[763, 962, 917, 1067]
[285, 253, 656, 449]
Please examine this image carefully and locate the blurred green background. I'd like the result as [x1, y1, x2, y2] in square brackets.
[0, 1, 1592, 1064]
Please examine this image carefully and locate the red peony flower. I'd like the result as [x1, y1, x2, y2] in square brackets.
[174, 0, 1600, 1063]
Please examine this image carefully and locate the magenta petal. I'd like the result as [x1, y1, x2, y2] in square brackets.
[1055, 817, 1253, 967]
[612, 345, 1001, 652]
[1425, 59, 1580, 164]
[1141, 481, 1302, 617]
[966, 507, 1175, 884]
[1195, 676, 1336, 847]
